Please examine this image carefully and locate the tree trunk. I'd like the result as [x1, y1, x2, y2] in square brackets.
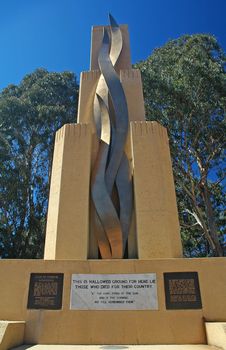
[203, 185, 223, 256]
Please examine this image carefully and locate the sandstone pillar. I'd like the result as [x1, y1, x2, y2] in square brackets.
[44, 123, 92, 259]
[131, 121, 183, 258]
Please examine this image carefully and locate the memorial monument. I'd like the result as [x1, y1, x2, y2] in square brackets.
[0, 15, 226, 350]
[44, 14, 182, 261]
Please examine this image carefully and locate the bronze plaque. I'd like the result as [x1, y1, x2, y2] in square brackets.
[164, 272, 202, 310]
[27, 273, 64, 310]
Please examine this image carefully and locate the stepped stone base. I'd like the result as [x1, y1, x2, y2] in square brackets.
[206, 322, 226, 349]
[11, 345, 222, 350]
[0, 321, 25, 350]
[0, 258, 226, 345]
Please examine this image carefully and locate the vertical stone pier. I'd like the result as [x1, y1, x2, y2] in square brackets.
[44, 123, 92, 259]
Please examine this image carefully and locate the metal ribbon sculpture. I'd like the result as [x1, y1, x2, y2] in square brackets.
[91, 15, 132, 259]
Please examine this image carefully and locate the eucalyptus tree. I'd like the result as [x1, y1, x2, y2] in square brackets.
[135, 34, 226, 256]
[0, 68, 78, 258]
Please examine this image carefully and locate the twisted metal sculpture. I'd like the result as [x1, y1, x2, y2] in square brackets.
[91, 15, 133, 259]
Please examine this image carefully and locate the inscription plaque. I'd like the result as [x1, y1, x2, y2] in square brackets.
[164, 272, 202, 310]
[70, 273, 158, 310]
[27, 273, 64, 310]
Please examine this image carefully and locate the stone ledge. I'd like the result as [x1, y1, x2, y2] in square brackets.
[10, 344, 222, 350]
[206, 322, 226, 350]
[0, 321, 25, 350]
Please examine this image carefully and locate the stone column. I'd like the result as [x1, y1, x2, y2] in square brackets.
[131, 121, 183, 258]
[44, 123, 92, 260]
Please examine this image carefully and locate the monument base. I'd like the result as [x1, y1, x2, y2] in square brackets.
[0, 258, 225, 345]
[9, 344, 225, 350]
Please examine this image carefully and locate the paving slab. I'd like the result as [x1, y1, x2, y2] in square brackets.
[11, 345, 222, 350]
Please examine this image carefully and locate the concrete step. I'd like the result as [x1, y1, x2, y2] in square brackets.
[11, 345, 222, 350]
[0, 321, 25, 350]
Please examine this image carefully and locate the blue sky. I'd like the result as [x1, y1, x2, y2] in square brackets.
[0, 0, 226, 90]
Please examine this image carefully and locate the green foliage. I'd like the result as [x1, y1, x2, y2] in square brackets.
[135, 34, 226, 256]
[0, 68, 78, 258]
